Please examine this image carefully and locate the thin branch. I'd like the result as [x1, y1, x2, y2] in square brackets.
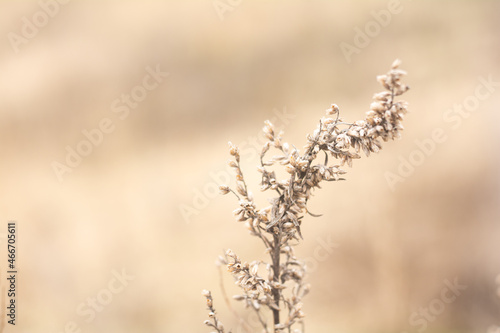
[218, 266, 252, 333]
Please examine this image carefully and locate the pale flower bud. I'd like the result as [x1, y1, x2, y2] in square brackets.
[326, 103, 340, 115]
[219, 185, 230, 195]
[392, 58, 401, 68]
[228, 141, 239, 156]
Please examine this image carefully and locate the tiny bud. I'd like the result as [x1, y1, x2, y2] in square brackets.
[228, 142, 239, 156]
[250, 263, 259, 276]
[326, 103, 340, 115]
[392, 58, 401, 69]
[370, 102, 386, 112]
[261, 141, 271, 156]
[264, 120, 274, 129]
[219, 185, 230, 195]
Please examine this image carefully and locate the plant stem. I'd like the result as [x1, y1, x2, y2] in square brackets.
[271, 231, 281, 330]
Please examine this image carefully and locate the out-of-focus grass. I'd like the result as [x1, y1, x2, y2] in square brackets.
[0, 1, 499, 332]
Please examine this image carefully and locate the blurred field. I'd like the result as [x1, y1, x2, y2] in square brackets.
[0, 1, 499, 332]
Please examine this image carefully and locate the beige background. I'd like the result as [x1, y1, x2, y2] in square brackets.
[0, 1, 499, 332]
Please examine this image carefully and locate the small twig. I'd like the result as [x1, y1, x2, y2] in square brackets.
[202, 290, 226, 333]
[217, 266, 253, 333]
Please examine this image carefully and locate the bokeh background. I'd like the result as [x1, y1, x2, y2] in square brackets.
[0, 1, 499, 332]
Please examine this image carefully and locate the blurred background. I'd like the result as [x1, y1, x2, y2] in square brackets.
[0, 1, 499, 332]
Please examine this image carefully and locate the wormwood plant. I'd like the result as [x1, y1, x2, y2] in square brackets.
[202, 60, 410, 333]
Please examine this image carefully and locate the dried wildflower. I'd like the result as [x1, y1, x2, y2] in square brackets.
[202, 290, 228, 333]
[203, 60, 410, 333]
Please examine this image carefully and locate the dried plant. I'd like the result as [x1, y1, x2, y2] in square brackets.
[203, 60, 410, 333]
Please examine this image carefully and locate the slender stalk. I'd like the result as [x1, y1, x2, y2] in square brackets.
[271, 232, 281, 329]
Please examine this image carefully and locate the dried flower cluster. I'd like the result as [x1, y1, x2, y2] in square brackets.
[203, 60, 410, 332]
